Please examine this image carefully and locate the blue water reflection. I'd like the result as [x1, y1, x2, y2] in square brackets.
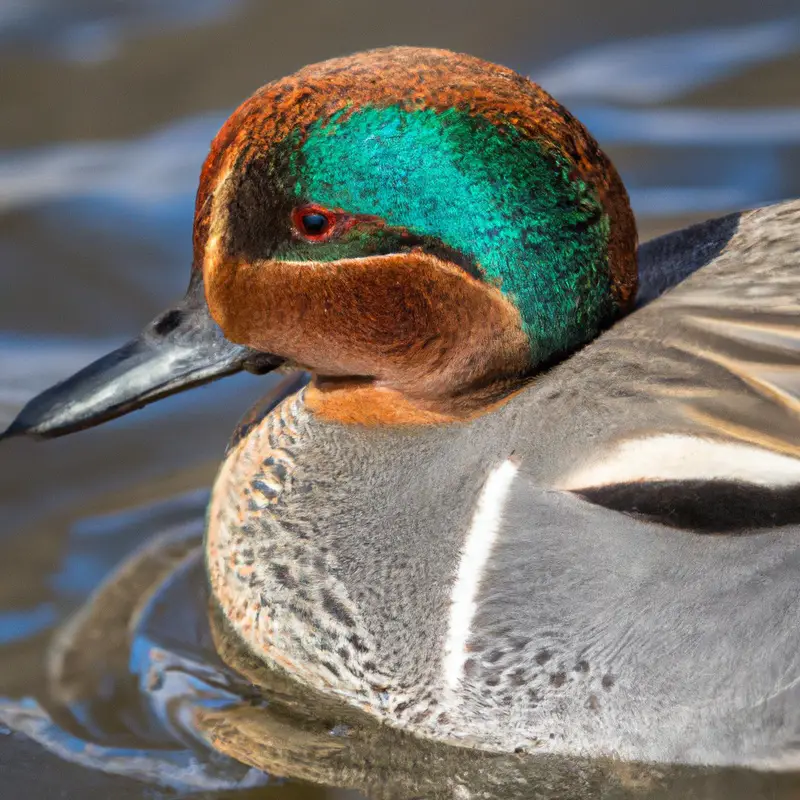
[0, 0, 244, 62]
[0, 605, 57, 646]
[537, 17, 800, 103]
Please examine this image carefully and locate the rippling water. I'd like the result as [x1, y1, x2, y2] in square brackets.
[1, 1, 799, 797]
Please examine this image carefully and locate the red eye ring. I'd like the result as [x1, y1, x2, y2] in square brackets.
[292, 205, 335, 241]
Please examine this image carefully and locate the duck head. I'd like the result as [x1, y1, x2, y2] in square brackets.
[3, 46, 636, 436]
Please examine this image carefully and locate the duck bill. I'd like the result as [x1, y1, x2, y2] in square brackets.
[1, 273, 282, 440]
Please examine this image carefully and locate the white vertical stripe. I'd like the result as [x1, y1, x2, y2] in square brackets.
[443, 459, 519, 690]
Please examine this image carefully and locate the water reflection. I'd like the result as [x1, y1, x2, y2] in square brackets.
[0, 0, 244, 62]
[0, 114, 225, 213]
[1, 4, 799, 798]
[536, 17, 800, 103]
[0, 605, 57, 646]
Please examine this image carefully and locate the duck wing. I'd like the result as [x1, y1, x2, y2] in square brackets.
[539, 200, 800, 531]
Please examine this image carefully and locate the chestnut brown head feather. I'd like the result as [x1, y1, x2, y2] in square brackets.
[194, 47, 637, 423]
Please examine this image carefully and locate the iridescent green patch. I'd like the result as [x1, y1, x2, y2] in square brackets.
[287, 105, 612, 364]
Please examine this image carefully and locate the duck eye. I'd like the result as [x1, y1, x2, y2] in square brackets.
[301, 213, 328, 234]
[293, 206, 334, 240]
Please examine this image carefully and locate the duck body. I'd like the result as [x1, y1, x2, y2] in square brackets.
[4, 47, 800, 772]
[207, 200, 800, 767]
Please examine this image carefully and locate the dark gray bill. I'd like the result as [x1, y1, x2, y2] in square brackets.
[1, 273, 281, 440]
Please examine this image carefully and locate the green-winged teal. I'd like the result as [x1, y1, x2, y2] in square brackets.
[5, 47, 800, 769]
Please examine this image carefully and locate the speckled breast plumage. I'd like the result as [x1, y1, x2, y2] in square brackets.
[206, 389, 407, 714]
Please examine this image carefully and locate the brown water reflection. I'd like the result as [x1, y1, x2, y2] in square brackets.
[1, 1, 799, 797]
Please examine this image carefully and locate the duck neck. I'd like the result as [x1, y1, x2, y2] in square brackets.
[304, 375, 529, 426]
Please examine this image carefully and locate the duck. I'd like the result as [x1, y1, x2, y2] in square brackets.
[4, 46, 800, 771]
